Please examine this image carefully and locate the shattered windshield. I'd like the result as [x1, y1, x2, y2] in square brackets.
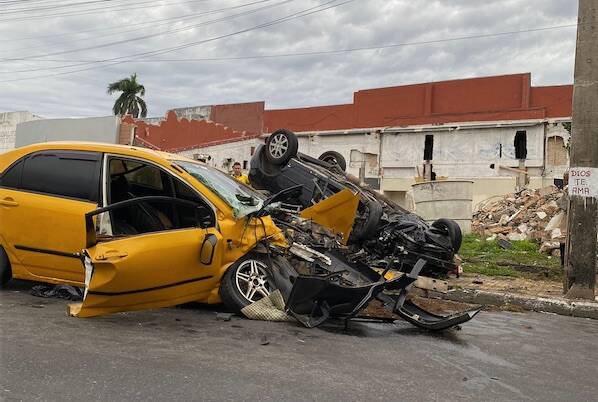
[175, 160, 265, 218]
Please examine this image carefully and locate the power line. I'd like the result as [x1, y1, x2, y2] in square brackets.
[0, 0, 216, 22]
[0, 0, 275, 54]
[0, 0, 356, 83]
[0, 0, 127, 14]
[1, 0, 293, 61]
[0, 0, 270, 42]
[0, 22, 578, 75]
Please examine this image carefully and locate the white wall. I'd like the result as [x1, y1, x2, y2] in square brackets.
[178, 138, 263, 173]
[380, 124, 545, 179]
[15, 116, 120, 147]
[296, 132, 379, 177]
[177, 120, 566, 206]
[0, 111, 41, 153]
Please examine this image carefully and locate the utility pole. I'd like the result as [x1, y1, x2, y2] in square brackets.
[564, 0, 598, 300]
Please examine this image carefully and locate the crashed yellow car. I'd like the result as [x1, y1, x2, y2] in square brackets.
[0, 142, 479, 330]
[0, 143, 287, 316]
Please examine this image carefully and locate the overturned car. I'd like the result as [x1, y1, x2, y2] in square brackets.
[0, 142, 478, 331]
[249, 129, 464, 279]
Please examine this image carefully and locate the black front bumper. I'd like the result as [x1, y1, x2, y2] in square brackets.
[285, 259, 480, 331]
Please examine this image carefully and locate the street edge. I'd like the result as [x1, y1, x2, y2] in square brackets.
[428, 288, 598, 320]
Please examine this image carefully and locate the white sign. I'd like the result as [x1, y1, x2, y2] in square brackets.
[569, 167, 598, 198]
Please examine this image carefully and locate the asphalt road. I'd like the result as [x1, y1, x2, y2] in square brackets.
[1, 280, 597, 402]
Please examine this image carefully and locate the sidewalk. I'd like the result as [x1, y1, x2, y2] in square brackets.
[420, 273, 598, 320]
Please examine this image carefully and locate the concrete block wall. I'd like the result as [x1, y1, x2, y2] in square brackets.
[0, 111, 41, 153]
[14, 116, 120, 147]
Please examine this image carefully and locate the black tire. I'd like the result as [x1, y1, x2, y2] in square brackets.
[318, 151, 347, 171]
[352, 199, 383, 241]
[264, 129, 299, 166]
[0, 246, 12, 286]
[432, 218, 462, 251]
[219, 253, 275, 312]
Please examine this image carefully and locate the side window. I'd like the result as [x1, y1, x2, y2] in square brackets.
[173, 178, 215, 228]
[20, 151, 101, 202]
[0, 159, 24, 189]
[107, 157, 214, 235]
[126, 165, 163, 190]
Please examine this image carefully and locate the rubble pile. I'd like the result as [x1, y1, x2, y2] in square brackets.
[472, 186, 567, 256]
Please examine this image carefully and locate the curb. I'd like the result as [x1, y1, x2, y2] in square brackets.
[437, 288, 598, 320]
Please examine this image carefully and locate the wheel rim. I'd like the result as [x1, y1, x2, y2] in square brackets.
[268, 133, 289, 159]
[234, 259, 272, 303]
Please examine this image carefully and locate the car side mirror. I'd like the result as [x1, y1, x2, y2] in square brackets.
[200, 233, 217, 265]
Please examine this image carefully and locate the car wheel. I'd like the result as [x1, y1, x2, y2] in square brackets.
[0, 246, 12, 286]
[319, 151, 347, 171]
[352, 199, 383, 241]
[220, 254, 275, 312]
[265, 129, 299, 165]
[432, 218, 462, 251]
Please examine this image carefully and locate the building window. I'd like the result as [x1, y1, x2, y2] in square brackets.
[243, 160, 248, 169]
[424, 135, 434, 160]
[514, 131, 527, 159]
[250, 146, 256, 156]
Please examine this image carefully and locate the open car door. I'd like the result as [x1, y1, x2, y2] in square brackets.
[71, 196, 222, 318]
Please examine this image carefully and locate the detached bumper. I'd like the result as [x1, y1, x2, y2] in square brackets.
[285, 259, 480, 331]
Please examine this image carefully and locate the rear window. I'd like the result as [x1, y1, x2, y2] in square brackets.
[0, 160, 23, 189]
[20, 151, 101, 202]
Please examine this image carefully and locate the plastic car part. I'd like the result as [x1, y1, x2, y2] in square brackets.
[285, 257, 480, 331]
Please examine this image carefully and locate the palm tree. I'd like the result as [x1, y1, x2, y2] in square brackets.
[107, 73, 147, 118]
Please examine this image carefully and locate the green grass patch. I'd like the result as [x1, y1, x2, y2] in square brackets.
[459, 234, 562, 280]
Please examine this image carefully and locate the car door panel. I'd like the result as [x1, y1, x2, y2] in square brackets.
[0, 188, 96, 283]
[0, 150, 102, 283]
[75, 227, 223, 317]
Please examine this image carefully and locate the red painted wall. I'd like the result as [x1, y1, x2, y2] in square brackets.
[530, 85, 573, 118]
[124, 111, 255, 153]
[210, 101, 264, 134]
[126, 74, 573, 152]
[264, 73, 572, 132]
[264, 104, 355, 133]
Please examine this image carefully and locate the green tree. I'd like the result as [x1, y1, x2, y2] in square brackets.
[107, 73, 147, 118]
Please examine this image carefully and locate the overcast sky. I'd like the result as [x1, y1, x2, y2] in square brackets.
[0, 0, 578, 118]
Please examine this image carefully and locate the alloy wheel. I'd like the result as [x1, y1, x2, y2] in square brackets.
[268, 133, 289, 159]
[234, 259, 272, 303]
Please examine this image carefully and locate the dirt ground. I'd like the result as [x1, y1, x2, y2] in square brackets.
[449, 272, 565, 299]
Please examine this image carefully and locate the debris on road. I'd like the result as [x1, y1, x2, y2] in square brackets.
[30, 284, 83, 301]
[241, 290, 293, 322]
[215, 312, 234, 322]
[472, 186, 566, 255]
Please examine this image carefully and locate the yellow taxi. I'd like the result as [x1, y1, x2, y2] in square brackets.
[0, 142, 287, 317]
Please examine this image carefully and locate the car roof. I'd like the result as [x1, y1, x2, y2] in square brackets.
[0, 141, 197, 172]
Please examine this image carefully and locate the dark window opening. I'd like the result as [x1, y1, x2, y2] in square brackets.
[499, 143, 503, 158]
[250, 146, 256, 156]
[424, 135, 434, 160]
[20, 151, 101, 202]
[514, 131, 527, 159]
[243, 160, 248, 169]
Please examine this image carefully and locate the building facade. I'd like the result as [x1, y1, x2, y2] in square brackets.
[4, 73, 572, 211]
[168, 73, 572, 208]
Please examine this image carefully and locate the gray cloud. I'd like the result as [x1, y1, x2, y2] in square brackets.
[0, 0, 578, 118]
